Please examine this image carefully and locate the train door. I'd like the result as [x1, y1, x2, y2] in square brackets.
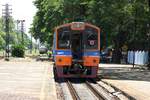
[71, 31, 83, 61]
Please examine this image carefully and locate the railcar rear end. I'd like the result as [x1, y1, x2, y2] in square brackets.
[53, 22, 100, 78]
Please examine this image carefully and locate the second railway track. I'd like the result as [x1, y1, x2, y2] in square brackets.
[85, 79, 119, 100]
[85, 81, 108, 100]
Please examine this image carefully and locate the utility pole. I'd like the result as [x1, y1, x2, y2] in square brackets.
[129, 0, 136, 68]
[30, 34, 33, 54]
[133, 7, 137, 68]
[20, 20, 25, 45]
[16, 20, 20, 43]
[2, 4, 12, 61]
[147, 0, 150, 68]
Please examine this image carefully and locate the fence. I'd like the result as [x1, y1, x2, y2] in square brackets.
[127, 51, 149, 65]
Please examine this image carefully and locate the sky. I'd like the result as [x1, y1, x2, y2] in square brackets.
[0, 0, 37, 35]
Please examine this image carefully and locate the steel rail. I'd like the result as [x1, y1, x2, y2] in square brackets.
[85, 81, 106, 100]
[67, 80, 81, 100]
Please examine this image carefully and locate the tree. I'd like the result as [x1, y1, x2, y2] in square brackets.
[0, 17, 30, 50]
[31, 0, 150, 51]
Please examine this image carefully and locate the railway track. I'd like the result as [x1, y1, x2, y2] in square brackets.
[85, 79, 119, 100]
[67, 80, 81, 100]
[85, 81, 107, 100]
[56, 78, 130, 100]
[66, 79, 116, 100]
[66, 79, 98, 100]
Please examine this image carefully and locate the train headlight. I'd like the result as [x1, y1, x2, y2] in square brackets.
[93, 59, 96, 63]
[58, 58, 62, 62]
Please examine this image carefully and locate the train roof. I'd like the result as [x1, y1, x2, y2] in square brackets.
[55, 22, 100, 31]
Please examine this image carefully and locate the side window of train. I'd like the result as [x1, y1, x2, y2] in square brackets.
[84, 28, 98, 49]
[58, 28, 70, 49]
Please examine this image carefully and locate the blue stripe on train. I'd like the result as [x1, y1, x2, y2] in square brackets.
[84, 51, 100, 56]
[55, 50, 72, 56]
[53, 50, 71, 62]
[54, 50, 100, 56]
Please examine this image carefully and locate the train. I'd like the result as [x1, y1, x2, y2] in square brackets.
[53, 22, 100, 78]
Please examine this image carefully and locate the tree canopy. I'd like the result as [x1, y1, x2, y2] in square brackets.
[30, 0, 150, 50]
[0, 17, 31, 50]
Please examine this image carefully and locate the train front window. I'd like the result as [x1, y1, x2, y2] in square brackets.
[58, 29, 70, 49]
[84, 28, 98, 49]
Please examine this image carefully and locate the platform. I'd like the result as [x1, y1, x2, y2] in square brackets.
[0, 60, 57, 100]
[99, 64, 150, 100]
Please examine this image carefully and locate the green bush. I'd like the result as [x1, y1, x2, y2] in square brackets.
[11, 44, 25, 57]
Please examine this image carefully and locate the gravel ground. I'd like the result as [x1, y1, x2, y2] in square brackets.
[55, 79, 65, 100]
[98, 64, 150, 100]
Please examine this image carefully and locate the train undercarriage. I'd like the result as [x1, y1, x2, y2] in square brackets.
[54, 64, 98, 78]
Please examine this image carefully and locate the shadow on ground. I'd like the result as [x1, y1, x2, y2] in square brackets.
[98, 66, 150, 82]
